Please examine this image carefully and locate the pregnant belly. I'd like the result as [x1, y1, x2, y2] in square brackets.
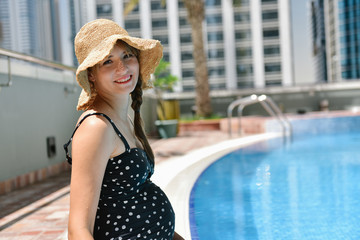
[93, 181, 175, 240]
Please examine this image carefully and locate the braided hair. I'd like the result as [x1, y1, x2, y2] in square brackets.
[131, 77, 155, 165]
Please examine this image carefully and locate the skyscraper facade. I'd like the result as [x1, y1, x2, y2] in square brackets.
[337, 0, 360, 80]
[310, 0, 328, 82]
[315, 0, 360, 82]
[85, 0, 294, 93]
[0, 0, 74, 65]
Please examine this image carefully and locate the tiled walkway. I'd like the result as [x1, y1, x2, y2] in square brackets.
[0, 130, 231, 239]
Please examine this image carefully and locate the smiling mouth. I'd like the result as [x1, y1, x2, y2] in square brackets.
[114, 75, 132, 84]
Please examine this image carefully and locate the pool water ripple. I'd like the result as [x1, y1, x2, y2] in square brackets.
[190, 132, 360, 240]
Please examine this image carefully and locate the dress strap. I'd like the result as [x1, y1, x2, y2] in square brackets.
[63, 112, 131, 165]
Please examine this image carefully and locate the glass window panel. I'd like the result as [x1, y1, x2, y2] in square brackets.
[234, 13, 250, 23]
[208, 67, 225, 76]
[97, 4, 112, 16]
[182, 70, 194, 78]
[152, 19, 167, 28]
[208, 49, 224, 59]
[263, 29, 279, 38]
[262, 0, 277, 3]
[208, 32, 223, 42]
[264, 46, 280, 55]
[236, 47, 252, 57]
[262, 11, 278, 20]
[237, 64, 253, 76]
[206, 15, 222, 25]
[206, 0, 221, 7]
[265, 63, 281, 72]
[181, 52, 193, 61]
[235, 30, 251, 40]
[125, 20, 140, 29]
[180, 34, 192, 43]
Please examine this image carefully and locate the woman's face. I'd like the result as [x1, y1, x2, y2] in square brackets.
[90, 41, 139, 97]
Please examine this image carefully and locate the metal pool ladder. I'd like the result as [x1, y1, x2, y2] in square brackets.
[227, 94, 292, 138]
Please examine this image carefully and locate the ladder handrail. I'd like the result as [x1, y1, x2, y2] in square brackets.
[227, 94, 292, 138]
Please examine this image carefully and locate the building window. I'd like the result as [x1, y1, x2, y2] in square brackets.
[208, 67, 225, 77]
[206, 15, 222, 26]
[236, 47, 252, 58]
[163, 52, 169, 62]
[264, 46, 280, 55]
[206, 0, 221, 7]
[181, 52, 193, 61]
[97, 4, 112, 16]
[151, 1, 166, 11]
[235, 30, 251, 40]
[210, 83, 226, 90]
[125, 20, 140, 29]
[208, 32, 223, 42]
[237, 80, 254, 88]
[180, 33, 192, 44]
[262, 0, 277, 3]
[179, 17, 188, 26]
[208, 49, 224, 59]
[237, 64, 253, 76]
[152, 19, 167, 28]
[182, 69, 194, 78]
[265, 63, 281, 72]
[234, 13, 250, 23]
[262, 11, 278, 21]
[263, 29, 279, 38]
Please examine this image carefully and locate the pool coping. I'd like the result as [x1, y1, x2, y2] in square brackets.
[151, 132, 281, 239]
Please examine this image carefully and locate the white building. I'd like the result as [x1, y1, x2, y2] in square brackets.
[81, 0, 294, 93]
[0, 0, 294, 91]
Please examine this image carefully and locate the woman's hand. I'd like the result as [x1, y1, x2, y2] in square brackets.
[173, 231, 185, 240]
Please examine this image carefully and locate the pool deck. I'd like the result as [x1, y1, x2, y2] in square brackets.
[0, 130, 247, 239]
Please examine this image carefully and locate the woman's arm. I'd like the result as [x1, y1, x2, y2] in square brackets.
[67, 116, 117, 240]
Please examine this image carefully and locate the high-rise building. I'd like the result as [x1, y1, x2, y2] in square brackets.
[0, 0, 32, 54]
[84, 0, 294, 93]
[314, 0, 360, 82]
[0, 0, 74, 65]
[310, 0, 328, 82]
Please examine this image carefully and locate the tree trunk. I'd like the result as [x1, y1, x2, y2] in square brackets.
[183, 0, 212, 117]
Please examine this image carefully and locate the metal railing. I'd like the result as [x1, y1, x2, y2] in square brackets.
[227, 94, 292, 138]
[0, 48, 76, 89]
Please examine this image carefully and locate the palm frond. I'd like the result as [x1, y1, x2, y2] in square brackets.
[124, 0, 139, 16]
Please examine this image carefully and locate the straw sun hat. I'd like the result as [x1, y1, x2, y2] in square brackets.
[74, 18, 163, 111]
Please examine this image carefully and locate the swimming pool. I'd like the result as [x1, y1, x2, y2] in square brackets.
[189, 117, 360, 239]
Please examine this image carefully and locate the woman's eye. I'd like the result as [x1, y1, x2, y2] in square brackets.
[124, 53, 134, 59]
[103, 59, 112, 65]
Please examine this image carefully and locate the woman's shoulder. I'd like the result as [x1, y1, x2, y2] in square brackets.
[75, 110, 115, 139]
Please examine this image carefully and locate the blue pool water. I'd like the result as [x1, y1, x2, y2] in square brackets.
[190, 131, 360, 240]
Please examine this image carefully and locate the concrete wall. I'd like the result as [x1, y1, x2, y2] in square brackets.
[0, 64, 81, 182]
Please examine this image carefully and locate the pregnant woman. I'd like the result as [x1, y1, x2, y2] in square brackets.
[64, 19, 183, 240]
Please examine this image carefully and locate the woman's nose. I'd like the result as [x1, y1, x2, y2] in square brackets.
[116, 59, 127, 72]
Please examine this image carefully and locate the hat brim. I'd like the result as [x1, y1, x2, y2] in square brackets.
[76, 34, 163, 110]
